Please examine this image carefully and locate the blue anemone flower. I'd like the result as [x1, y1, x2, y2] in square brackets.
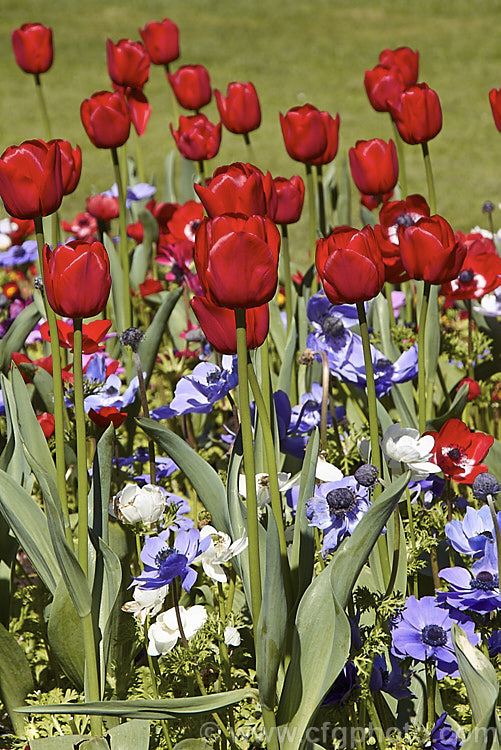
[0, 240, 38, 267]
[437, 544, 501, 614]
[305, 476, 370, 556]
[152, 356, 237, 419]
[427, 713, 461, 750]
[445, 505, 501, 558]
[134, 528, 209, 591]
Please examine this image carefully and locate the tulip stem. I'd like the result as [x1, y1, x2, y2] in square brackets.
[356, 303, 380, 480]
[134, 130, 146, 183]
[73, 317, 89, 577]
[390, 119, 407, 198]
[418, 282, 431, 434]
[111, 148, 132, 332]
[486, 493, 501, 589]
[197, 160, 206, 185]
[305, 163, 317, 264]
[133, 349, 156, 484]
[247, 358, 292, 605]
[34, 216, 71, 546]
[34, 74, 52, 140]
[316, 165, 327, 237]
[243, 132, 256, 163]
[280, 224, 293, 332]
[234, 309, 262, 625]
[421, 142, 436, 215]
[82, 611, 102, 736]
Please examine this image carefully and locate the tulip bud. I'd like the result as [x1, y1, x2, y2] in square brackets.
[215, 82, 261, 135]
[12, 23, 53, 75]
[388, 84, 442, 145]
[168, 65, 211, 110]
[139, 18, 180, 66]
[0, 140, 64, 220]
[170, 115, 221, 161]
[349, 139, 399, 196]
[80, 90, 131, 149]
[191, 296, 269, 354]
[279, 104, 328, 163]
[398, 215, 466, 285]
[106, 38, 150, 90]
[194, 162, 276, 218]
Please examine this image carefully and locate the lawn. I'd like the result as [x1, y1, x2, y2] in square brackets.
[2, 0, 501, 265]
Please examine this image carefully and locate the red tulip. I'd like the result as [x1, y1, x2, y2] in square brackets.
[374, 194, 431, 283]
[86, 193, 119, 223]
[0, 139, 63, 220]
[426, 418, 493, 483]
[349, 139, 399, 196]
[139, 18, 180, 66]
[194, 162, 276, 218]
[191, 296, 269, 354]
[37, 412, 55, 439]
[269, 175, 305, 225]
[398, 215, 466, 284]
[316, 225, 385, 305]
[279, 104, 328, 163]
[489, 88, 501, 132]
[106, 38, 150, 90]
[194, 214, 280, 309]
[215, 82, 261, 134]
[89, 406, 127, 428]
[310, 111, 341, 166]
[12, 23, 53, 75]
[49, 139, 82, 196]
[364, 64, 405, 112]
[440, 232, 501, 301]
[378, 46, 419, 88]
[125, 88, 151, 136]
[170, 114, 221, 161]
[456, 378, 481, 402]
[388, 84, 442, 145]
[80, 90, 131, 149]
[167, 65, 211, 110]
[42, 240, 111, 318]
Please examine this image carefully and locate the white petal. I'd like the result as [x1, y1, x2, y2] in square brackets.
[316, 458, 343, 482]
[224, 626, 241, 647]
[183, 605, 208, 640]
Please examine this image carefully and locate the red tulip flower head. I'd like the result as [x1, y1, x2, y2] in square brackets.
[80, 90, 131, 149]
[378, 46, 419, 88]
[86, 193, 120, 223]
[375, 194, 430, 283]
[106, 38, 150, 90]
[456, 378, 481, 402]
[37, 412, 55, 439]
[364, 64, 405, 113]
[215, 81, 261, 135]
[398, 215, 466, 284]
[426, 418, 493, 483]
[167, 65, 211, 110]
[12, 23, 53, 75]
[489, 88, 501, 132]
[388, 84, 442, 145]
[0, 139, 63, 220]
[349, 139, 399, 196]
[269, 175, 305, 225]
[316, 225, 385, 305]
[170, 114, 221, 161]
[279, 104, 330, 164]
[89, 407, 128, 428]
[309, 112, 341, 166]
[191, 296, 269, 354]
[139, 18, 180, 66]
[49, 139, 82, 196]
[43, 240, 111, 318]
[194, 214, 280, 309]
[194, 162, 277, 218]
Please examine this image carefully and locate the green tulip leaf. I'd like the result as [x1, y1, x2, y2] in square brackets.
[129, 208, 159, 289]
[47, 580, 85, 690]
[137, 286, 183, 386]
[0, 301, 40, 373]
[289, 429, 318, 603]
[277, 317, 297, 397]
[426, 382, 469, 432]
[104, 233, 125, 335]
[107, 718, 151, 750]
[0, 620, 34, 737]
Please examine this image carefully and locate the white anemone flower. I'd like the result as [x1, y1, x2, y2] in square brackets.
[224, 626, 241, 647]
[147, 605, 207, 656]
[238, 472, 291, 505]
[195, 525, 248, 582]
[110, 483, 166, 524]
[315, 456, 343, 483]
[381, 424, 441, 479]
[121, 584, 168, 624]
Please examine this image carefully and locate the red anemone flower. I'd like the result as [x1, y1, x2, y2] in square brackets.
[426, 418, 493, 483]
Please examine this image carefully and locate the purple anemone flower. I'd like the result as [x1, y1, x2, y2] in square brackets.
[307, 292, 418, 397]
[305, 476, 370, 556]
[152, 355, 237, 419]
[391, 595, 479, 679]
[445, 505, 501, 558]
[134, 528, 209, 592]
[437, 544, 501, 614]
[0, 240, 38, 267]
[104, 182, 156, 208]
[488, 630, 501, 657]
[289, 382, 336, 434]
[369, 653, 413, 700]
[427, 712, 461, 750]
[322, 662, 360, 706]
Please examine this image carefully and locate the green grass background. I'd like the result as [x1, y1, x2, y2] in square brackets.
[2, 0, 501, 267]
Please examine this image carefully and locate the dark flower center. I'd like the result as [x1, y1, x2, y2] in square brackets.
[155, 546, 176, 567]
[206, 370, 222, 385]
[480, 530, 494, 540]
[421, 624, 447, 647]
[322, 315, 344, 339]
[374, 358, 393, 376]
[471, 571, 498, 591]
[354, 464, 379, 487]
[447, 447, 464, 462]
[458, 269, 474, 284]
[303, 399, 319, 411]
[13, 247, 25, 258]
[326, 488, 357, 516]
[395, 213, 415, 228]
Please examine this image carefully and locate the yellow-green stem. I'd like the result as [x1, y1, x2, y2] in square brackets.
[34, 74, 52, 140]
[421, 142, 436, 215]
[234, 309, 262, 624]
[82, 612, 102, 735]
[486, 493, 501, 587]
[111, 148, 132, 332]
[34, 217, 71, 545]
[316, 164, 327, 237]
[390, 118, 407, 197]
[73, 318, 89, 577]
[418, 282, 431, 434]
[134, 130, 146, 183]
